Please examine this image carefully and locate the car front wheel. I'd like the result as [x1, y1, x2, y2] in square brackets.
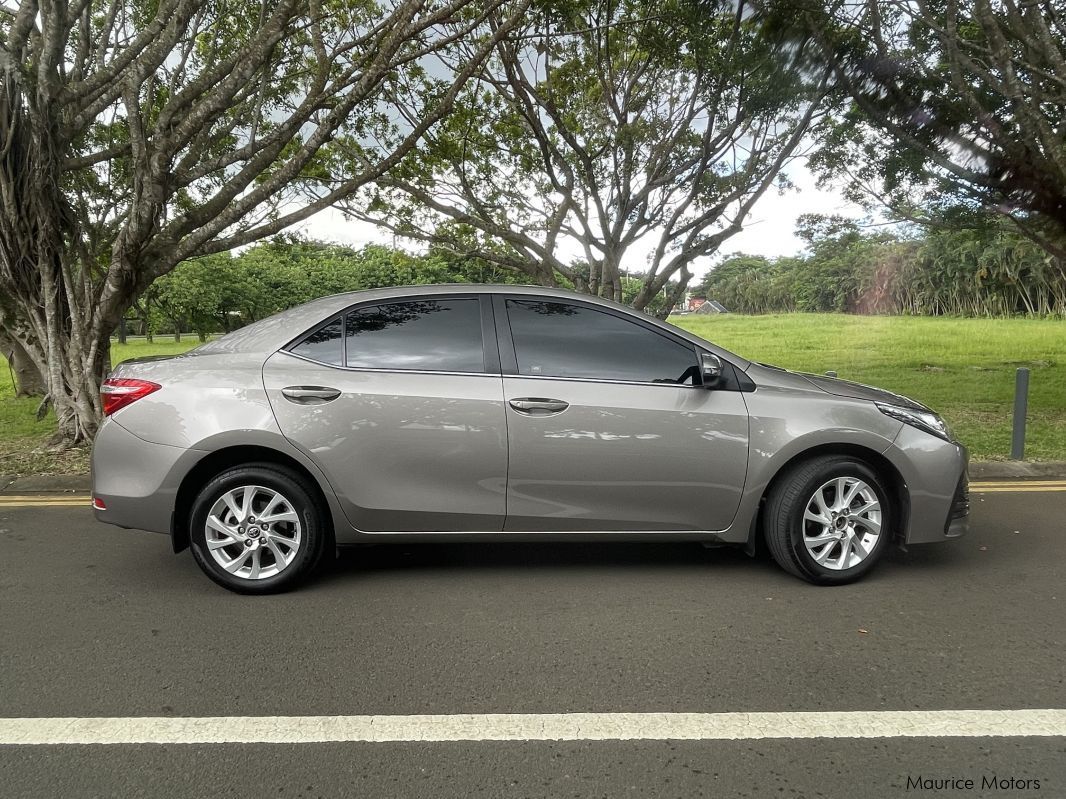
[189, 464, 328, 594]
[764, 456, 892, 585]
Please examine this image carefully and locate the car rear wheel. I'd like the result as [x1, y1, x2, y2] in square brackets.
[764, 456, 892, 585]
[189, 465, 327, 594]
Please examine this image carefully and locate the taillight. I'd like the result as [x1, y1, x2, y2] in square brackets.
[100, 378, 161, 416]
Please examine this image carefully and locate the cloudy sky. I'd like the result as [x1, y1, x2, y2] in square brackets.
[296, 158, 866, 280]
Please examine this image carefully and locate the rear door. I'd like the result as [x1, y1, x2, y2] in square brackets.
[496, 296, 749, 532]
[263, 294, 507, 532]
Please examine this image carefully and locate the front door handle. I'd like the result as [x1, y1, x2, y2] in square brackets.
[281, 386, 341, 404]
[508, 397, 569, 415]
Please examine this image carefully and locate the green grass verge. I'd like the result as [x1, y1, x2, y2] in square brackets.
[670, 313, 1066, 462]
[2, 316, 1064, 476]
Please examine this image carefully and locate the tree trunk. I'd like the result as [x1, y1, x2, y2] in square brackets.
[0, 328, 46, 396]
[118, 317, 128, 345]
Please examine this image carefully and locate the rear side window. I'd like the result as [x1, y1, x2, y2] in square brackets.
[291, 316, 343, 365]
[505, 299, 698, 384]
[344, 299, 485, 372]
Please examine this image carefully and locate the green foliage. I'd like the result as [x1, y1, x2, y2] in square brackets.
[142, 239, 521, 334]
[699, 217, 1066, 317]
[790, 1, 1066, 257]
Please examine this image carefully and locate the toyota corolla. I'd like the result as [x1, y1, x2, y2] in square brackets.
[91, 285, 969, 593]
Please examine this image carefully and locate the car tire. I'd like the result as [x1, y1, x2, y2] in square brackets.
[764, 456, 892, 585]
[189, 464, 328, 594]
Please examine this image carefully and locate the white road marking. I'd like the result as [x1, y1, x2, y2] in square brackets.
[1, 710, 1064, 745]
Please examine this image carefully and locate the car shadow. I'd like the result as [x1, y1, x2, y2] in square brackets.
[313, 540, 773, 584]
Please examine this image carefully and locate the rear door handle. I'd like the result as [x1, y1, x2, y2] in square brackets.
[508, 397, 569, 415]
[281, 386, 341, 404]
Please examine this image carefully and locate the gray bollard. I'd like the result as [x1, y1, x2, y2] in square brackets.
[1010, 367, 1030, 460]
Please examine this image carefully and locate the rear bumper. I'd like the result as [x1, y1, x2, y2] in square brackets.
[90, 417, 204, 534]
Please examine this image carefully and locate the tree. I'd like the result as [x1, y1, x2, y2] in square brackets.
[347, 0, 830, 318]
[793, 0, 1066, 257]
[0, 328, 44, 396]
[0, 0, 529, 445]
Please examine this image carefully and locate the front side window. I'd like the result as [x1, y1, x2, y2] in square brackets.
[344, 299, 485, 372]
[505, 300, 699, 384]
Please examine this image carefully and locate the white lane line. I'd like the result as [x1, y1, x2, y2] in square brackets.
[1, 710, 1064, 745]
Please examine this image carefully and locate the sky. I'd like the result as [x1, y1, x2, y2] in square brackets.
[296, 158, 867, 281]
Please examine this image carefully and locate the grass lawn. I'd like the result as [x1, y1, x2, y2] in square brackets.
[2, 315, 1064, 475]
[671, 313, 1066, 462]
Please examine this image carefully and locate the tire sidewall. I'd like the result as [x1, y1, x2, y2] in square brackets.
[189, 466, 323, 594]
[787, 460, 891, 584]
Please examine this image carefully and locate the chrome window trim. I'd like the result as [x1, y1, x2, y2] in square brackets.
[278, 349, 706, 389]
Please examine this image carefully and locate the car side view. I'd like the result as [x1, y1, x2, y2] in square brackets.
[91, 285, 969, 593]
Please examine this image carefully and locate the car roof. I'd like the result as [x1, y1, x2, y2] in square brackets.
[194, 284, 749, 368]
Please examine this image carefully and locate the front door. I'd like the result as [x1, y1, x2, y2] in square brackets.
[497, 297, 749, 532]
[263, 296, 507, 532]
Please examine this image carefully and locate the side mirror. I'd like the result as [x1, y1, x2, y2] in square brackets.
[700, 352, 723, 387]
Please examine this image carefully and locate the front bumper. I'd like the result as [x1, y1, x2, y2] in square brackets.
[884, 425, 969, 544]
[944, 472, 970, 538]
[90, 416, 205, 534]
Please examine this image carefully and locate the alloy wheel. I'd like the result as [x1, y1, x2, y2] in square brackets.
[203, 485, 303, 580]
[801, 476, 882, 571]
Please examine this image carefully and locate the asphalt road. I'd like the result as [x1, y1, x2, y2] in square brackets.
[1, 491, 1063, 798]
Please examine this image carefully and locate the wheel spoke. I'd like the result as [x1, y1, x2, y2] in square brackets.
[206, 515, 238, 539]
[248, 549, 262, 579]
[268, 533, 299, 551]
[852, 535, 870, 560]
[840, 479, 862, 509]
[265, 538, 288, 566]
[853, 515, 881, 534]
[814, 491, 831, 517]
[804, 509, 831, 527]
[222, 549, 252, 573]
[812, 542, 837, 565]
[850, 500, 880, 517]
[260, 492, 285, 520]
[805, 532, 837, 547]
[834, 477, 852, 508]
[240, 486, 255, 519]
[837, 538, 852, 568]
[222, 492, 243, 523]
[208, 536, 239, 552]
[260, 510, 298, 525]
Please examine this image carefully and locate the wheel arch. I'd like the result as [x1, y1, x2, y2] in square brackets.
[171, 445, 337, 554]
[745, 442, 909, 555]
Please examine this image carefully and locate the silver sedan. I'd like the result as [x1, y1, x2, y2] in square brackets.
[91, 285, 969, 593]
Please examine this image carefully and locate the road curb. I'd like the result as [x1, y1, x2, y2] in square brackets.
[968, 461, 1066, 481]
[0, 475, 91, 494]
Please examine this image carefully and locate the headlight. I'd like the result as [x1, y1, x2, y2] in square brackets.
[876, 402, 953, 442]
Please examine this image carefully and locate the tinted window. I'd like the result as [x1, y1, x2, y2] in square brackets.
[345, 299, 484, 372]
[291, 316, 343, 365]
[505, 300, 699, 384]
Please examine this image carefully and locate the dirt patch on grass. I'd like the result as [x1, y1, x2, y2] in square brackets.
[0, 440, 90, 477]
